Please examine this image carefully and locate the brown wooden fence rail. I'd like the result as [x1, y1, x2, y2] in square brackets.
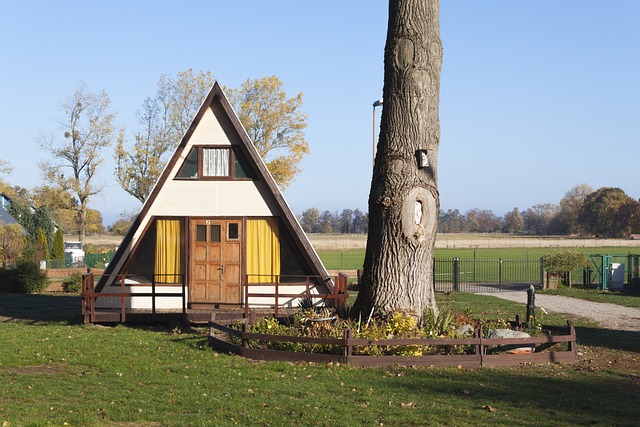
[209, 319, 577, 368]
[81, 272, 187, 324]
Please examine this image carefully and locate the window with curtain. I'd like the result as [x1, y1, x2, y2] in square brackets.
[203, 148, 230, 177]
[175, 146, 255, 180]
[246, 218, 280, 283]
[155, 219, 182, 284]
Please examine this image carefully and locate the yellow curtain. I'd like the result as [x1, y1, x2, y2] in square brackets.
[246, 218, 280, 283]
[155, 219, 182, 284]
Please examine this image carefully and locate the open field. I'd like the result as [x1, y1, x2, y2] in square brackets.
[309, 233, 640, 250]
[83, 232, 640, 252]
[0, 292, 638, 426]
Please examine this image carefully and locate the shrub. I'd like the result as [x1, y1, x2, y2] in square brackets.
[14, 260, 49, 294]
[544, 250, 589, 287]
[0, 268, 17, 293]
[52, 229, 64, 260]
[62, 271, 83, 293]
[544, 250, 589, 274]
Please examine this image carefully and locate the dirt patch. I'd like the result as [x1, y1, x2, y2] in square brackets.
[574, 346, 640, 374]
[1, 364, 72, 376]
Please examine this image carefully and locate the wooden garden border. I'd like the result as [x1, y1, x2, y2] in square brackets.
[208, 319, 577, 368]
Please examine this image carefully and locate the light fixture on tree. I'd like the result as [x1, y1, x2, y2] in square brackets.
[416, 149, 429, 169]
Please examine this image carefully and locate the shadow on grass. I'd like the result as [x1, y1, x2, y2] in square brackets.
[575, 326, 640, 353]
[383, 366, 639, 426]
[0, 292, 81, 324]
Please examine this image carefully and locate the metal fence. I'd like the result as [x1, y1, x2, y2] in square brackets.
[44, 251, 116, 270]
[434, 258, 544, 293]
[584, 254, 640, 290]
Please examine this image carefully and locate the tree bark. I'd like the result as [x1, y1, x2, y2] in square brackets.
[353, 0, 442, 320]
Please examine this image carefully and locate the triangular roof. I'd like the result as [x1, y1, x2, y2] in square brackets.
[0, 206, 20, 227]
[98, 81, 330, 291]
[0, 195, 30, 236]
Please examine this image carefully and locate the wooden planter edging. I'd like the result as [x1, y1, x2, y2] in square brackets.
[208, 320, 577, 368]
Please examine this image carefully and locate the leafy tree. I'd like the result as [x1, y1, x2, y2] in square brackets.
[354, 0, 441, 320]
[0, 180, 31, 207]
[108, 211, 137, 235]
[115, 69, 215, 202]
[577, 187, 639, 238]
[438, 209, 464, 233]
[35, 228, 49, 261]
[38, 83, 117, 241]
[318, 210, 335, 233]
[31, 185, 76, 227]
[464, 208, 500, 233]
[85, 209, 106, 235]
[227, 76, 309, 190]
[555, 184, 594, 234]
[338, 209, 354, 233]
[502, 207, 525, 233]
[0, 223, 25, 268]
[7, 202, 55, 251]
[300, 208, 320, 233]
[352, 209, 368, 233]
[52, 228, 64, 260]
[544, 250, 589, 288]
[523, 203, 559, 235]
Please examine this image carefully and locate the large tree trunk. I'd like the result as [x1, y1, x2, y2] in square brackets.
[352, 0, 442, 320]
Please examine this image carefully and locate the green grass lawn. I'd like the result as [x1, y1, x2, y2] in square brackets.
[1, 292, 638, 426]
[318, 246, 640, 271]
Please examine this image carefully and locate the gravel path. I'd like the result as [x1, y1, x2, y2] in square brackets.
[477, 291, 640, 332]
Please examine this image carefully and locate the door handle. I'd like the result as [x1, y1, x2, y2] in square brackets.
[218, 265, 225, 273]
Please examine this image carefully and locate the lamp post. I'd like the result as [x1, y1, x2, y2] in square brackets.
[372, 99, 383, 166]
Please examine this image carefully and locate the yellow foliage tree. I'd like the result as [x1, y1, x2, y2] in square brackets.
[227, 76, 309, 190]
[115, 69, 215, 202]
[0, 223, 25, 268]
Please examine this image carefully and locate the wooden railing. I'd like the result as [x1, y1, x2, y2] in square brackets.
[243, 273, 349, 318]
[209, 319, 577, 368]
[81, 272, 186, 323]
[82, 272, 349, 323]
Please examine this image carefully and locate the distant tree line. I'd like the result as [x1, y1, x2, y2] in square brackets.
[302, 185, 640, 239]
[298, 208, 368, 234]
[441, 185, 640, 238]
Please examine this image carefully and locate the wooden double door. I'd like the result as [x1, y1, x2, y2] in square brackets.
[190, 219, 242, 305]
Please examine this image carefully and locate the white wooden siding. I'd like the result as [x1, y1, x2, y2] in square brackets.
[147, 180, 279, 217]
[94, 285, 187, 309]
[188, 107, 230, 146]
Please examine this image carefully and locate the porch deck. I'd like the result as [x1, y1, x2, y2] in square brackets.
[84, 306, 298, 325]
[82, 271, 348, 325]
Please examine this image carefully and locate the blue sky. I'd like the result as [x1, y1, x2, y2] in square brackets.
[1, 1, 639, 226]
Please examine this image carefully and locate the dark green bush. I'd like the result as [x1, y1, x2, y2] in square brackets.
[0, 268, 17, 293]
[14, 260, 49, 294]
[62, 272, 82, 293]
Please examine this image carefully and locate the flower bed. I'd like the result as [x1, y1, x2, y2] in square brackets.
[208, 309, 577, 368]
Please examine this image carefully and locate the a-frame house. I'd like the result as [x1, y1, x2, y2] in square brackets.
[87, 82, 341, 320]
